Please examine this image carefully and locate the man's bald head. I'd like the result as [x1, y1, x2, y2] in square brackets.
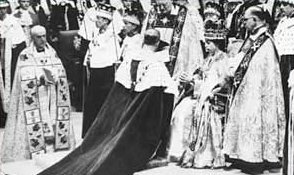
[31, 25, 47, 50]
[144, 29, 160, 46]
[243, 5, 269, 32]
[244, 5, 268, 22]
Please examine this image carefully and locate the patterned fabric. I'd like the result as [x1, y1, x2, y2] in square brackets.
[144, 4, 204, 84]
[223, 35, 285, 163]
[274, 17, 294, 56]
[134, 49, 177, 94]
[181, 102, 225, 168]
[0, 15, 26, 112]
[115, 34, 143, 89]
[146, 5, 187, 75]
[231, 32, 269, 101]
[116, 46, 177, 94]
[168, 51, 228, 168]
[0, 44, 75, 163]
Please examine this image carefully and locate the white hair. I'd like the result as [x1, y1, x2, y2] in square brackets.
[30, 25, 46, 37]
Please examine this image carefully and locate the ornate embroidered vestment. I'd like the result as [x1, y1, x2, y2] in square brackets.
[146, 5, 187, 75]
[1, 45, 75, 163]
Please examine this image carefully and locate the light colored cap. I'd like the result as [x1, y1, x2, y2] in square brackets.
[0, 0, 9, 8]
[123, 14, 141, 25]
[96, 3, 116, 20]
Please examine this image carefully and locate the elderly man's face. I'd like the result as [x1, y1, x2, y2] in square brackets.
[32, 30, 47, 50]
[243, 9, 257, 32]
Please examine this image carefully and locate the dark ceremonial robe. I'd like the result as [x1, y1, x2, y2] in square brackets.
[38, 46, 176, 175]
[143, 3, 205, 158]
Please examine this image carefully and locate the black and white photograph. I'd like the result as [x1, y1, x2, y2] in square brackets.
[0, 0, 293, 175]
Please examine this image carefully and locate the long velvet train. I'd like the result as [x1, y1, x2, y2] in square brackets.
[39, 82, 174, 175]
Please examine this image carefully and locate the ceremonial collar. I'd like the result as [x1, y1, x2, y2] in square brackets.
[249, 26, 267, 41]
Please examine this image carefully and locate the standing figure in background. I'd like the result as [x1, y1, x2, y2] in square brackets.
[223, 6, 285, 174]
[144, 0, 205, 164]
[0, 0, 26, 128]
[49, 0, 79, 46]
[274, 1, 294, 174]
[30, 0, 49, 28]
[115, 0, 145, 43]
[227, 0, 261, 40]
[224, 0, 243, 30]
[13, 0, 40, 45]
[115, 0, 146, 82]
[0, 25, 75, 163]
[79, 2, 119, 138]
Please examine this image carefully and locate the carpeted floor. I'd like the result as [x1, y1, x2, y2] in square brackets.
[0, 112, 283, 175]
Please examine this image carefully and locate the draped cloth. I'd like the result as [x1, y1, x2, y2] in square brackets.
[287, 71, 294, 175]
[0, 15, 26, 113]
[223, 35, 285, 163]
[0, 62, 4, 118]
[144, 3, 204, 82]
[0, 37, 12, 113]
[39, 83, 174, 175]
[169, 51, 228, 168]
[39, 44, 176, 175]
[0, 44, 75, 163]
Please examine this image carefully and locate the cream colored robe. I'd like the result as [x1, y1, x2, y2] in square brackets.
[223, 37, 285, 163]
[1, 44, 75, 163]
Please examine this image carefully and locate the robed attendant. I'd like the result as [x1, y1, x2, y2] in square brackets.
[143, 0, 205, 162]
[38, 29, 177, 175]
[0, 0, 26, 127]
[274, 1, 294, 174]
[223, 6, 285, 174]
[0, 26, 75, 163]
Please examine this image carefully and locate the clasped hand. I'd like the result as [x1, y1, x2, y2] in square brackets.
[179, 72, 193, 84]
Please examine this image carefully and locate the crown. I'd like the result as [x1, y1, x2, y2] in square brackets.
[204, 7, 221, 17]
[96, 3, 116, 20]
[123, 1, 146, 25]
[204, 19, 227, 40]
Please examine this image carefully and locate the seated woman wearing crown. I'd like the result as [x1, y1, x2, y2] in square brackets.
[168, 19, 230, 169]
